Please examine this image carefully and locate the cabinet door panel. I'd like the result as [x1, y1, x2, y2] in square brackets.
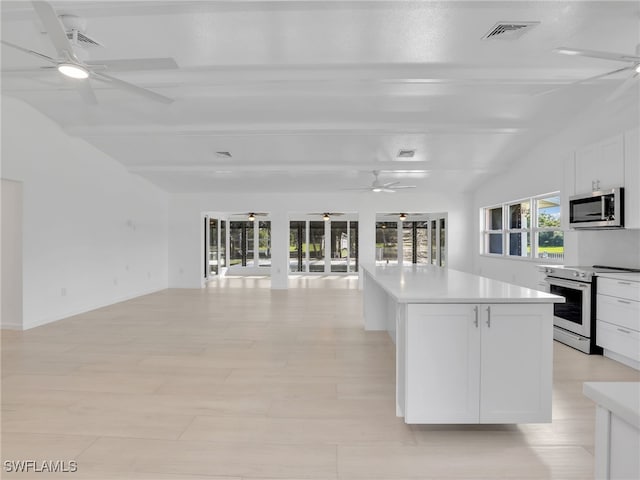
[597, 320, 640, 361]
[575, 134, 624, 193]
[597, 294, 640, 331]
[480, 304, 553, 423]
[405, 304, 480, 423]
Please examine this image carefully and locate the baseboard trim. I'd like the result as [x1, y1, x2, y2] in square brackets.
[22, 286, 168, 331]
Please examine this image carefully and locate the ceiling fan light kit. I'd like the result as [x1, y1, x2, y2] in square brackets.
[1, 1, 176, 104]
[57, 63, 89, 79]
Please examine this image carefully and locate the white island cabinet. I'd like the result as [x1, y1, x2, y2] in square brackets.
[583, 382, 640, 480]
[362, 264, 564, 424]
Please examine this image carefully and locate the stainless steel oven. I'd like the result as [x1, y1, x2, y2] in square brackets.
[541, 266, 600, 354]
[540, 265, 640, 354]
[547, 276, 591, 337]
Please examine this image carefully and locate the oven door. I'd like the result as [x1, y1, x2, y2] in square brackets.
[545, 276, 592, 337]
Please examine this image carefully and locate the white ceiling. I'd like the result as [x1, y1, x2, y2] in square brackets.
[2, 1, 639, 194]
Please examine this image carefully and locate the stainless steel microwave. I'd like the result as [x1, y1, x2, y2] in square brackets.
[569, 188, 624, 229]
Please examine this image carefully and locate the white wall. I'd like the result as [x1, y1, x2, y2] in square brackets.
[472, 95, 640, 288]
[1, 97, 169, 329]
[168, 191, 473, 288]
[1, 179, 23, 329]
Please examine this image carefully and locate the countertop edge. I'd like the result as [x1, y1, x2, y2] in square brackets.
[583, 382, 640, 428]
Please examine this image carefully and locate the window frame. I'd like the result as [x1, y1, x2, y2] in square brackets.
[480, 192, 563, 262]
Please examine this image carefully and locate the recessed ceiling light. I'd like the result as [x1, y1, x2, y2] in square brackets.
[636, 64, 640, 73]
[215, 151, 232, 159]
[57, 63, 89, 79]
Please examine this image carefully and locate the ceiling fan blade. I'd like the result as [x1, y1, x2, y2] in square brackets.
[389, 185, 416, 189]
[555, 47, 640, 63]
[382, 181, 400, 188]
[31, 1, 76, 59]
[607, 73, 639, 102]
[1, 39, 57, 64]
[91, 71, 174, 104]
[85, 57, 179, 72]
[535, 66, 633, 97]
[73, 78, 98, 105]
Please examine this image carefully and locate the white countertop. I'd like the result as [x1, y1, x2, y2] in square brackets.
[583, 382, 640, 428]
[361, 264, 564, 304]
[597, 272, 640, 282]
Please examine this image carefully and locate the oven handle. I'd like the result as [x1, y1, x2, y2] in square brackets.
[545, 277, 591, 290]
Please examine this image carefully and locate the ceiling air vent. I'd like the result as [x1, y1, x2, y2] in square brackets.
[215, 151, 233, 159]
[397, 149, 416, 159]
[482, 21, 540, 40]
[66, 31, 102, 48]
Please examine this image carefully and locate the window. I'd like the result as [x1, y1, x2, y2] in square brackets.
[376, 216, 446, 266]
[481, 193, 563, 261]
[258, 221, 271, 267]
[289, 219, 358, 273]
[376, 222, 398, 265]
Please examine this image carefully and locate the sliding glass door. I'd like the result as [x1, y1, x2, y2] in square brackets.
[290, 219, 358, 274]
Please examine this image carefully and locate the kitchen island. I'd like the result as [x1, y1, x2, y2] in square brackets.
[361, 264, 564, 424]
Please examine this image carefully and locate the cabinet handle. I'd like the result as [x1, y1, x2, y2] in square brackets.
[473, 306, 479, 328]
[486, 306, 491, 328]
[617, 328, 631, 334]
[617, 299, 631, 304]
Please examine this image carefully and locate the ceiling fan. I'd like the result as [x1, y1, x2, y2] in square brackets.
[308, 212, 345, 221]
[1, 0, 176, 104]
[545, 44, 640, 100]
[235, 212, 268, 222]
[348, 171, 417, 193]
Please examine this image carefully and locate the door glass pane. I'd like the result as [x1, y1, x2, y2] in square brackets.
[229, 222, 243, 266]
[220, 221, 226, 267]
[204, 218, 208, 278]
[209, 219, 218, 275]
[245, 222, 254, 267]
[309, 221, 325, 272]
[258, 221, 271, 267]
[439, 218, 446, 267]
[376, 222, 398, 265]
[349, 221, 358, 272]
[230, 221, 253, 267]
[416, 221, 428, 264]
[431, 220, 437, 265]
[330, 221, 348, 272]
[402, 222, 414, 264]
[289, 221, 305, 272]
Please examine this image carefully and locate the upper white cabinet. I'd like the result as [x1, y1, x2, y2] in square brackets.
[575, 134, 624, 194]
[570, 129, 640, 229]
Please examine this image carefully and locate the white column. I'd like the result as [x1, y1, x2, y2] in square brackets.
[357, 209, 376, 289]
[270, 211, 289, 289]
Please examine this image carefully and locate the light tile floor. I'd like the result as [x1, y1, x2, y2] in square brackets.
[1, 276, 638, 479]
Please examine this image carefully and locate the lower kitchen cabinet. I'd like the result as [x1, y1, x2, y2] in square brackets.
[400, 303, 553, 424]
[597, 276, 640, 370]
